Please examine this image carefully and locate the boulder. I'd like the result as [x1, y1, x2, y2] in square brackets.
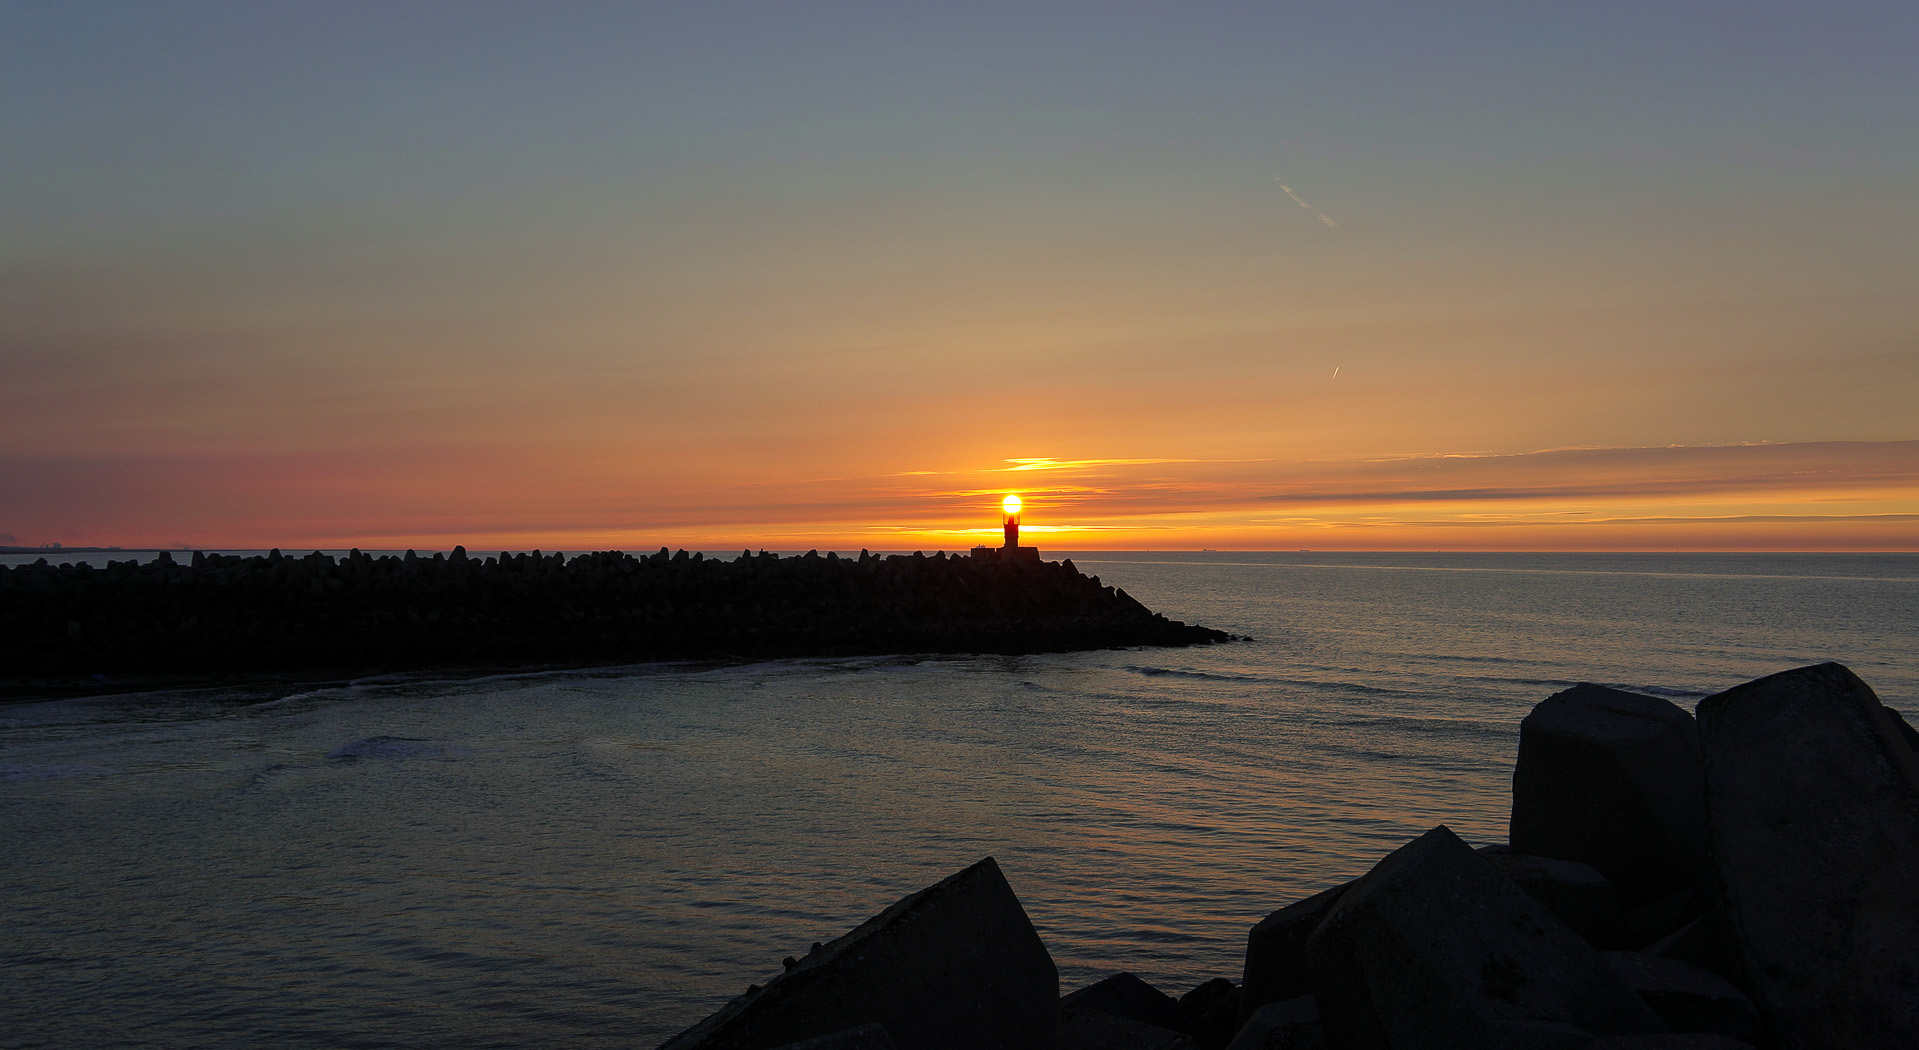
[659, 857, 1057, 1050]
[769, 1025, 899, 1050]
[1057, 1009, 1197, 1050]
[1238, 883, 1348, 1027]
[1601, 953, 1759, 1044]
[1510, 684, 1710, 908]
[1642, 909, 1744, 993]
[1488, 854, 1633, 951]
[1888, 706, 1919, 752]
[1060, 973, 1192, 1036]
[1224, 996, 1322, 1050]
[1306, 825, 1667, 1050]
[1179, 978, 1240, 1049]
[1695, 662, 1919, 1049]
[1622, 888, 1704, 949]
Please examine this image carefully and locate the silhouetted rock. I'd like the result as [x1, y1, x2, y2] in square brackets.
[1057, 1009, 1197, 1050]
[1510, 684, 1711, 908]
[659, 857, 1056, 1050]
[1622, 888, 1705, 950]
[1306, 826, 1666, 1050]
[1642, 908, 1745, 994]
[768, 1025, 898, 1050]
[1061, 972, 1192, 1036]
[1488, 854, 1633, 951]
[1179, 978, 1240, 1049]
[1601, 953, 1759, 1045]
[1695, 662, 1919, 1049]
[1224, 997, 1322, 1050]
[1887, 706, 1919, 752]
[1238, 883, 1348, 1028]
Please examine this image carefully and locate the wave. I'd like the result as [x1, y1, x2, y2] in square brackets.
[325, 736, 449, 763]
[1122, 665, 1267, 683]
[2, 761, 117, 781]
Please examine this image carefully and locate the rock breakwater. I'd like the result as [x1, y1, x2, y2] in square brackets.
[0, 547, 1230, 683]
[663, 662, 1919, 1050]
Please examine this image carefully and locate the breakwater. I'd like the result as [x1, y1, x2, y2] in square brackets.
[0, 547, 1230, 682]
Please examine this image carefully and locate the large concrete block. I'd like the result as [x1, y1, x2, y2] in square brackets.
[1642, 907, 1743, 993]
[659, 857, 1058, 1050]
[1306, 826, 1666, 1050]
[1179, 978, 1241, 1049]
[1696, 662, 1919, 1049]
[769, 1025, 898, 1050]
[1601, 953, 1759, 1045]
[1060, 972, 1191, 1035]
[1511, 684, 1710, 907]
[1057, 1009, 1198, 1050]
[1488, 854, 1633, 951]
[1224, 996, 1322, 1050]
[1238, 883, 1347, 1028]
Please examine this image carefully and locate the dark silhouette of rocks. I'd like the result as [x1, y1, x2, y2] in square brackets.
[1180, 978, 1242, 1049]
[1226, 997, 1321, 1050]
[0, 547, 1231, 688]
[1061, 973, 1195, 1037]
[1599, 953, 1760, 1046]
[1510, 684, 1711, 909]
[660, 857, 1057, 1050]
[1306, 826, 1665, 1048]
[1483, 853, 1633, 952]
[1239, 884, 1348, 1028]
[1058, 1008, 1197, 1050]
[768, 1025, 899, 1050]
[1641, 908, 1746, 996]
[664, 663, 1919, 1050]
[1696, 663, 1919, 1049]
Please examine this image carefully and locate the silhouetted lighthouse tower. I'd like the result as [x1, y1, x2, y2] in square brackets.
[973, 494, 1040, 562]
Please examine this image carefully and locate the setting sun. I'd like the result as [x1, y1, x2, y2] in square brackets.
[1002, 494, 1022, 516]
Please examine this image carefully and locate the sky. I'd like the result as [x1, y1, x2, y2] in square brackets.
[3, 2, 1916, 551]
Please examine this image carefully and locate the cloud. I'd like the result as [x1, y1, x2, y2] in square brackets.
[4, 439, 1913, 550]
[1259, 441, 1919, 506]
[1001, 457, 1203, 472]
[1277, 182, 1338, 228]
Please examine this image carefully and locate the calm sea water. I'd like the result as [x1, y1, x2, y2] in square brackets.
[3, 551, 1915, 1049]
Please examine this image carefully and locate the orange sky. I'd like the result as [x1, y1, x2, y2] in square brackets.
[3, 7, 1916, 551]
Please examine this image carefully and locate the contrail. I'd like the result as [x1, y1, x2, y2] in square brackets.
[1278, 182, 1338, 228]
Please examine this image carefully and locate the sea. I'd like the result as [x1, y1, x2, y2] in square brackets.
[3, 550, 1916, 1049]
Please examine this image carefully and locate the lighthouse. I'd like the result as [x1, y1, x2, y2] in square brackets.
[973, 494, 1041, 562]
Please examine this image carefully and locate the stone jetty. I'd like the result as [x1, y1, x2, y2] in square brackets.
[0, 547, 1230, 685]
[661, 662, 1919, 1050]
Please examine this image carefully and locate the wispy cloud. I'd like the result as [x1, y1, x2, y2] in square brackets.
[5, 440, 1913, 550]
[1260, 441, 1919, 506]
[1277, 182, 1338, 228]
[1001, 457, 1200, 472]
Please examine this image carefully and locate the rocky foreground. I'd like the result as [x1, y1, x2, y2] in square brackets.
[661, 662, 1919, 1050]
[0, 547, 1229, 684]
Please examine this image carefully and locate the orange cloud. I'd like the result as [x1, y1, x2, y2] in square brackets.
[4, 439, 1911, 552]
